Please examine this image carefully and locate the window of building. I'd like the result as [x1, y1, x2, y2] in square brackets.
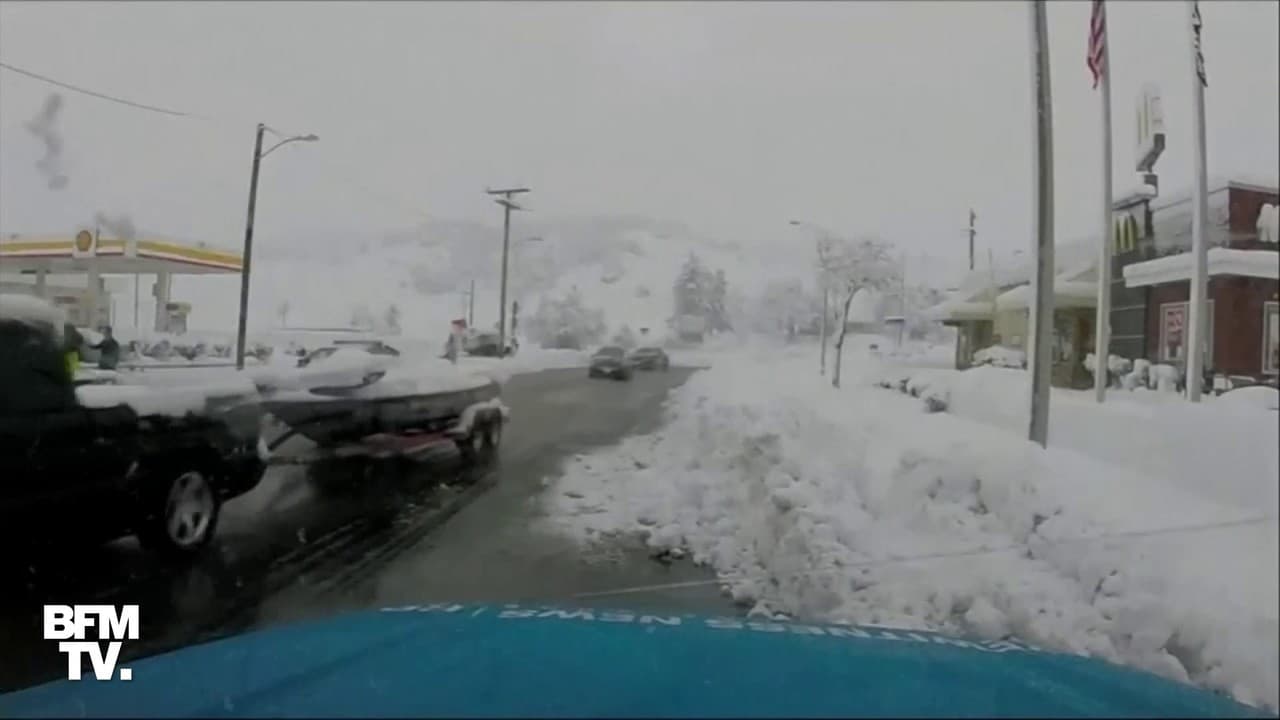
[1159, 300, 1215, 366]
[1264, 301, 1279, 375]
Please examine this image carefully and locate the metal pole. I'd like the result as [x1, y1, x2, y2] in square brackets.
[968, 209, 976, 271]
[235, 122, 265, 370]
[468, 278, 475, 327]
[1028, 0, 1056, 447]
[133, 274, 140, 330]
[819, 287, 828, 376]
[1184, 0, 1209, 402]
[1093, 26, 1115, 403]
[498, 202, 511, 352]
[899, 251, 908, 348]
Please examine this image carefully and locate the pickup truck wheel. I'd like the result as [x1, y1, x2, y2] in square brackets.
[138, 470, 221, 557]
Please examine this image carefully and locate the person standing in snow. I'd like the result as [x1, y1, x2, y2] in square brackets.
[443, 319, 466, 364]
[90, 325, 121, 370]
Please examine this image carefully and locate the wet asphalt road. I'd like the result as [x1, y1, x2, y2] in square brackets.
[0, 366, 735, 693]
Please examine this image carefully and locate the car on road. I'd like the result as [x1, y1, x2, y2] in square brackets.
[0, 296, 268, 558]
[627, 346, 670, 371]
[588, 346, 633, 381]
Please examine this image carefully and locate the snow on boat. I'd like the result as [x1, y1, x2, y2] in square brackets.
[258, 348, 505, 448]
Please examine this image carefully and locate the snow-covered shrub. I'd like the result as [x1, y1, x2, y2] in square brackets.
[526, 287, 607, 350]
[1151, 363, 1182, 393]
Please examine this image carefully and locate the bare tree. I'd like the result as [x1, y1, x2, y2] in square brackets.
[277, 300, 290, 328]
[817, 235, 901, 388]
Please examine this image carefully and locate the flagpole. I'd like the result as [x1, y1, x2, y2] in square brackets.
[1028, 0, 1055, 447]
[1093, 2, 1114, 403]
[1185, 0, 1209, 402]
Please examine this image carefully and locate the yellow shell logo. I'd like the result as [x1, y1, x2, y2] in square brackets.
[74, 230, 93, 253]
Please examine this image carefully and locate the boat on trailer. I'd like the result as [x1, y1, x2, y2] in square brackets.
[256, 349, 508, 461]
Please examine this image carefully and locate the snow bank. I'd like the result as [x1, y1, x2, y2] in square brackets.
[973, 345, 1025, 369]
[542, 355, 1278, 710]
[1215, 385, 1280, 412]
[873, 365, 1280, 512]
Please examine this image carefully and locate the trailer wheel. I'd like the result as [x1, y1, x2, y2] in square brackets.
[483, 416, 503, 453]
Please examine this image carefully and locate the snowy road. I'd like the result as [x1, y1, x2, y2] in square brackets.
[0, 366, 728, 693]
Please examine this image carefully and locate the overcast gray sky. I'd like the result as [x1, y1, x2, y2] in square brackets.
[1, 1, 1277, 270]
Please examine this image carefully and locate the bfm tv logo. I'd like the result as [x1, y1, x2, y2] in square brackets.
[43, 605, 139, 681]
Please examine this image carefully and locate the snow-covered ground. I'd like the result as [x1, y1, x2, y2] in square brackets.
[870, 364, 1280, 512]
[539, 348, 1280, 710]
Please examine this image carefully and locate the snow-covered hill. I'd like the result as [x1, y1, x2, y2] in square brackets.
[156, 215, 817, 346]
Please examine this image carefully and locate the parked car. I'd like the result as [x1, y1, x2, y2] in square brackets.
[464, 332, 516, 358]
[588, 346, 633, 381]
[298, 340, 400, 367]
[627, 346, 670, 371]
[0, 297, 267, 557]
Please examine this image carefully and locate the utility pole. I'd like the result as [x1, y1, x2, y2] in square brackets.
[1027, 0, 1056, 447]
[468, 278, 475, 328]
[968, 209, 977, 271]
[235, 123, 266, 370]
[486, 186, 530, 356]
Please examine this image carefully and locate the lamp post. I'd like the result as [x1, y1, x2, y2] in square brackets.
[235, 124, 319, 369]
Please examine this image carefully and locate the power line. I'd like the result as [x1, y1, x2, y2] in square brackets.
[1, 58, 438, 226]
[571, 513, 1277, 600]
[0, 60, 194, 118]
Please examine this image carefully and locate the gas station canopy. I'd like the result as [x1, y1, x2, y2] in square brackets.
[1, 234, 242, 275]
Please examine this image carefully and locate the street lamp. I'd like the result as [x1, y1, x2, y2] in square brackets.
[235, 124, 318, 369]
[790, 219, 833, 376]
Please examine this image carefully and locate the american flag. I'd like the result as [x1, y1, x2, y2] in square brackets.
[1087, 0, 1107, 89]
[1192, 1, 1207, 87]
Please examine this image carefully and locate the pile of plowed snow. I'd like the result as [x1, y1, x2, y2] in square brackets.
[542, 354, 1279, 711]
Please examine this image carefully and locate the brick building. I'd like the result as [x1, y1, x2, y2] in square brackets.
[1114, 179, 1278, 383]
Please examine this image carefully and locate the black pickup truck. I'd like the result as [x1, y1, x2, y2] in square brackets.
[0, 309, 267, 558]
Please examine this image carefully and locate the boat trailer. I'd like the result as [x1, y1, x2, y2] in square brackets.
[261, 399, 509, 468]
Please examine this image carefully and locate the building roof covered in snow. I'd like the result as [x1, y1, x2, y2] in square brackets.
[1123, 247, 1279, 287]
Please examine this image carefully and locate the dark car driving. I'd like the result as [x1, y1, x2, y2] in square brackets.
[588, 346, 632, 381]
[627, 346, 670, 371]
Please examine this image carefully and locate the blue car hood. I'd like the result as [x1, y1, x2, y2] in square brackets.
[2, 603, 1268, 719]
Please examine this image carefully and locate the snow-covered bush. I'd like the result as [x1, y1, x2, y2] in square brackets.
[1151, 363, 1181, 393]
[1122, 359, 1152, 391]
[1083, 353, 1132, 388]
[526, 287, 607, 350]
